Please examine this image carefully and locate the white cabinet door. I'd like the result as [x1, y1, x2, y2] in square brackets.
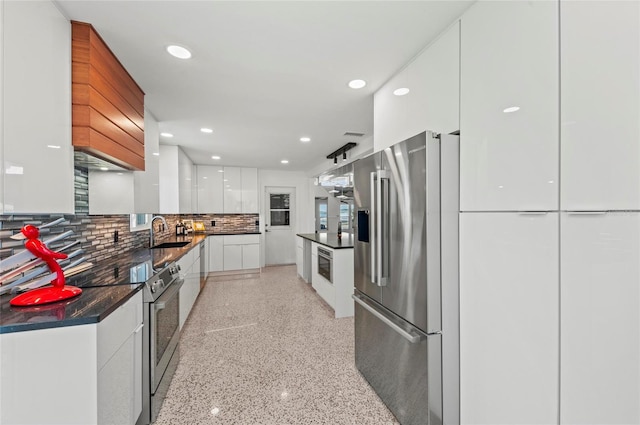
[296, 237, 304, 278]
[561, 212, 640, 424]
[223, 245, 242, 271]
[134, 108, 160, 213]
[242, 244, 260, 269]
[208, 236, 223, 272]
[98, 332, 135, 425]
[196, 165, 223, 213]
[158, 145, 180, 214]
[241, 167, 258, 213]
[460, 212, 558, 424]
[406, 21, 460, 139]
[460, 1, 558, 211]
[223, 167, 242, 213]
[561, 2, 640, 210]
[89, 171, 135, 214]
[3, 0, 74, 214]
[178, 147, 193, 213]
[373, 66, 410, 152]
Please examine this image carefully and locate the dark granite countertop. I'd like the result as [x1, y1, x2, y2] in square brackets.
[0, 285, 143, 334]
[0, 233, 233, 334]
[201, 231, 261, 236]
[297, 233, 355, 249]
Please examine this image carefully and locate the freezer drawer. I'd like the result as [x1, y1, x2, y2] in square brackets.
[354, 294, 442, 425]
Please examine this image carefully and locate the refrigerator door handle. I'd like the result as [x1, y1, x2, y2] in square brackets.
[352, 294, 421, 343]
[370, 171, 377, 284]
[376, 170, 389, 286]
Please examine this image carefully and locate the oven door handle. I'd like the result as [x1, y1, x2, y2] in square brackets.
[154, 279, 184, 310]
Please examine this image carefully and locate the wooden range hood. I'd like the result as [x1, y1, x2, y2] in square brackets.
[72, 21, 145, 171]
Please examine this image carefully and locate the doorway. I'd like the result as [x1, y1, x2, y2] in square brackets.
[265, 186, 296, 265]
[315, 197, 328, 233]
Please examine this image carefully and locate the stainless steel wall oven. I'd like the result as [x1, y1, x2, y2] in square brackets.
[317, 247, 333, 283]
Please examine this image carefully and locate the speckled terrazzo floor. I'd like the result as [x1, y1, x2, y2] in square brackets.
[155, 265, 399, 425]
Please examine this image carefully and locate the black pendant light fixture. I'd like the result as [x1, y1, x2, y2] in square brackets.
[327, 142, 357, 164]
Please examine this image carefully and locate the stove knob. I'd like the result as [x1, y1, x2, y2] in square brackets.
[150, 280, 159, 293]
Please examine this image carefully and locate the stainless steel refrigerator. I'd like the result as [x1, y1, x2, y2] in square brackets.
[352, 131, 459, 425]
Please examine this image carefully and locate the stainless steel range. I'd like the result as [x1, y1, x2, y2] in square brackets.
[136, 261, 183, 425]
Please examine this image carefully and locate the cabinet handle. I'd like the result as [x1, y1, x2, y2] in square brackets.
[566, 211, 608, 215]
[134, 323, 144, 334]
[518, 211, 549, 215]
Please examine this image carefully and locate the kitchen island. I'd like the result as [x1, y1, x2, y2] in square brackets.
[297, 233, 354, 318]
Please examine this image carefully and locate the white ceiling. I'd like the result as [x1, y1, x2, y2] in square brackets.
[55, 1, 473, 173]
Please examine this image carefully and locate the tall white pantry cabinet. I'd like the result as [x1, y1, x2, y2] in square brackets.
[375, 0, 640, 423]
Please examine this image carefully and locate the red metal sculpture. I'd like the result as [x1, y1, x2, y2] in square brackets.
[9, 225, 82, 306]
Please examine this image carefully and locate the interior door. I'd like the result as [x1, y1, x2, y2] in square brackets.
[265, 187, 296, 265]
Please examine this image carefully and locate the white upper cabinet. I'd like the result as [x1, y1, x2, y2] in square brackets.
[178, 148, 193, 213]
[561, 212, 640, 424]
[241, 167, 258, 213]
[405, 21, 460, 140]
[196, 165, 224, 213]
[460, 0, 559, 211]
[374, 21, 460, 152]
[374, 68, 410, 152]
[460, 212, 559, 425]
[159, 145, 193, 214]
[223, 167, 242, 213]
[3, 0, 74, 214]
[561, 1, 640, 210]
[88, 171, 134, 214]
[134, 109, 160, 213]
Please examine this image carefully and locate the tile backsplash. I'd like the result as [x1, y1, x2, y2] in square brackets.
[0, 212, 260, 263]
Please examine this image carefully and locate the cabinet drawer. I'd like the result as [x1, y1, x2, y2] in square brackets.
[97, 291, 142, 371]
[223, 234, 259, 245]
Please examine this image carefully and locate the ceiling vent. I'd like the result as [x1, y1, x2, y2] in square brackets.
[343, 131, 365, 137]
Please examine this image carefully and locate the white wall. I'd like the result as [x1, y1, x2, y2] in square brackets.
[258, 169, 315, 266]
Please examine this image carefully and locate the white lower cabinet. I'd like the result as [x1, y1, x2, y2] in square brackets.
[460, 212, 558, 424]
[241, 243, 260, 269]
[0, 291, 143, 425]
[178, 244, 201, 329]
[222, 235, 260, 271]
[208, 236, 224, 272]
[223, 245, 242, 271]
[296, 236, 304, 278]
[97, 291, 143, 425]
[560, 212, 640, 424]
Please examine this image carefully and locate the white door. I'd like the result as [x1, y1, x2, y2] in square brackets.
[265, 187, 296, 265]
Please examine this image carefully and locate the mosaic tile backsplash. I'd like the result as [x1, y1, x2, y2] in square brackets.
[0, 213, 259, 263]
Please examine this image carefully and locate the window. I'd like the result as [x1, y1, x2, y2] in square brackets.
[130, 213, 152, 232]
[269, 194, 290, 226]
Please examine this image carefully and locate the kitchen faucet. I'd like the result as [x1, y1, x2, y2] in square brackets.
[150, 215, 168, 248]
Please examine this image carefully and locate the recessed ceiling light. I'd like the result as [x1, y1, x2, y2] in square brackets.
[348, 79, 366, 89]
[223, 179, 228, 182]
[218, 169, 224, 173]
[167, 45, 192, 59]
[160, 132, 173, 138]
[211, 155, 221, 160]
[100, 167, 109, 171]
[153, 152, 160, 156]
[393, 87, 410, 96]
[117, 173, 123, 176]
[201, 128, 213, 133]
[300, 137, 311, 143]
[503, 106, 520, 113]
[47, 145, 61, 149]
[281, 160, 289, 164]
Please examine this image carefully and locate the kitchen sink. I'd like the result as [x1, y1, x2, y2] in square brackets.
[151, 241, 191, 249]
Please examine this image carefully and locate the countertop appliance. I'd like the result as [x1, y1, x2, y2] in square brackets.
[352, 131, 459, 425]
[137, 261, 183, 425]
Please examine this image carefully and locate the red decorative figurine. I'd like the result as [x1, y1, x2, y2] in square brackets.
[9, 225, 82, 306]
